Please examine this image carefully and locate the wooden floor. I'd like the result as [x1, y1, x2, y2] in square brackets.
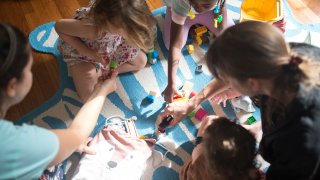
[0, 0, 318, 121]
[0, 0, 162, 121]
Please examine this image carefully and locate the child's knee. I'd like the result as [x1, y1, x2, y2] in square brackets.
[78, 89, 93, 102]
[134, 52, 147, 69]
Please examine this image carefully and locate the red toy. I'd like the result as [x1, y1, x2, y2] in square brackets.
[195, 108, 207, 121]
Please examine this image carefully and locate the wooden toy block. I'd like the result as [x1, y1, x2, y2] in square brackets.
[187, 44, 194, 54]
[195, 108, 207, 121]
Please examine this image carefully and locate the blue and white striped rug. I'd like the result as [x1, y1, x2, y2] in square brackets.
[21, 0, 320, 179]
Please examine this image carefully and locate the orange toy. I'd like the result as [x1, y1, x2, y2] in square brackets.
[240, 0, 284, 23]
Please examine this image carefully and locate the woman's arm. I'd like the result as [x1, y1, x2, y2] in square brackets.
[48, 71, 117, 167]
[189, 79, 228, 109]
[161, 79, 228, 126]
[55, 19, 100, 60]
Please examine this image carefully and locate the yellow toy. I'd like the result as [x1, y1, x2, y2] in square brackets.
[214, 19, 218, 28]
[240, 0, 284, 23]
[194, 26, 208, 36]
[195, 36, 202, 45]
[187, 44, 194, 54]
[187, 10, 196, 20]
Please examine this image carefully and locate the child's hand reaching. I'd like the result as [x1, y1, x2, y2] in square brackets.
[162, 85, 180, 103]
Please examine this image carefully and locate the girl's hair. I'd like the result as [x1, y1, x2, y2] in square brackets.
[206, 21, 320, 97]
[89, 0, 157, 51]
[0, 23, 30, 89]
[203, 117, 258, 180]
[0, 23, 30, 117]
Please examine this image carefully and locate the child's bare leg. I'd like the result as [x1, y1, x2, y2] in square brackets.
[69, 62, 102, 102]
[116, 51, 147, 74]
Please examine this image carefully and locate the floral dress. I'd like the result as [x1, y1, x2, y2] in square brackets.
[57, 4, 140, 68]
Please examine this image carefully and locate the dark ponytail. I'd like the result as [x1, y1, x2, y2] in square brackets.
[0, 23, 30, 88]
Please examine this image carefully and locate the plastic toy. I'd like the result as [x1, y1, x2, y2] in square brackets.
[213, 5, 220, 14]
[109, 60, 117, 69]
[189, 91, 197, 99]
[196, 64, 203, 73]
[194, 26, 208, 37]
[187, 10, 196, 20]
[158, 82, 198, 132]
[146, 49, 159, 65]
[214, 19, 218, 28]
[195, 108, 207, 121]
[146, 90, 157, 103]
[187, 44, 194, 54]
[213, 1, 225, 28]
[158, 115, 174, 133]
[247, 116, 257, 125]
[188, 111, 195, 117]
[99, 60, 117, 81]
[240, 0, 284, 23]
[217, 15, 223, 23]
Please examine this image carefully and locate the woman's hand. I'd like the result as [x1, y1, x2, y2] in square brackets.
[159, 99, 196, 127]
[210, 88, 241, 107]
[94, 70, 118, 95]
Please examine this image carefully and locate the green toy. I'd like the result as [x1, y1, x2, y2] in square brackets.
[247, 116, 257, 125]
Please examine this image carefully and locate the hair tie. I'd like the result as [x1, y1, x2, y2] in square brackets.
[289, 55, 303, 67]
[0, 23, 17, 78]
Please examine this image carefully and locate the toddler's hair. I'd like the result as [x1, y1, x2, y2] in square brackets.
[203, 117, 258, 180]
[89, 0, 157, 51]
